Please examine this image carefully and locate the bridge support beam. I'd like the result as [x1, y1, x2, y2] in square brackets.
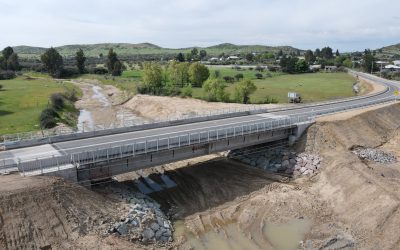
[76, 128, 294, 185]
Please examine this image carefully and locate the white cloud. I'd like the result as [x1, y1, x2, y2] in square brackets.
[0, 0, 399, 51]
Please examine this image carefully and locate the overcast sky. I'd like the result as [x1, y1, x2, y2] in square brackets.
[1, 0, 399, 51]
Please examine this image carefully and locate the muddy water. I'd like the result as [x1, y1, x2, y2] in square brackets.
[76, 84, 146, 131]
[174, 218, 311, 250]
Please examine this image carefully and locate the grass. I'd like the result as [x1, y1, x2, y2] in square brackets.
[191, 72, 356, 103]
[0, 76, 79, 135]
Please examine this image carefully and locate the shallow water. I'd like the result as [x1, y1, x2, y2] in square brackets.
[174, 219, 311, 250]
[77, 109, 94, 132]
[92, 85, 110, 107]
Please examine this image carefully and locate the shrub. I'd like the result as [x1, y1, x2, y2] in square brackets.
[255, 73, 263, 79]
[255, 66, 265, 72]
[181, 84, 193, 97]
[0, 70, 16, 80]
[40, 108, 59, 129]
[61, 67, 80, 78]
[223, 76, 235, 83]
[88, 67, 108, 75]
[50, 93, 65, 110]
[0, 84, 2, 90]
[235, 73, 244, 81]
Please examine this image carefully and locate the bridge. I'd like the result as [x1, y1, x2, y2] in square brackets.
[0, 71, 398, 185]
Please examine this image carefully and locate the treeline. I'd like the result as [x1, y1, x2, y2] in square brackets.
[139, 61, 261, 104]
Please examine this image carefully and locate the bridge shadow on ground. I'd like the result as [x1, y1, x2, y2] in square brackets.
[119, 158, 285, 218]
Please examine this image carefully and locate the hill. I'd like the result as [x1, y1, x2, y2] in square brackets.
[13, 42, 302, 58]
[375, 43, 400, 59]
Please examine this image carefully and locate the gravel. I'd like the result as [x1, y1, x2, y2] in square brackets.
[352, 147, 397, 164]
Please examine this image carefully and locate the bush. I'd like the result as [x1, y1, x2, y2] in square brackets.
[223, 76, 235, 83]
[50, 93, 65, 110]
[40, 108, 59, 129]
[88, 67, 108, 75]
[61, 67, 80, 78]
[255, 73, 263, 79]
[181, 84, 193, 97]
[0, 84, 2, 90]
[235, 73, 244, 81]
[255, 66, 265, 72]
[0, 70, 16, 80]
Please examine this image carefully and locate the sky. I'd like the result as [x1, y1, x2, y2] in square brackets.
[1, 0, 400, 51]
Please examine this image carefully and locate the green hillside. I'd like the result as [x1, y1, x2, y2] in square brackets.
[13, 42, 302, 58]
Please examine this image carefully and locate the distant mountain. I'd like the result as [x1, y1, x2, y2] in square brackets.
[13, 42, 302, 58]
[379, 43, 400, 55]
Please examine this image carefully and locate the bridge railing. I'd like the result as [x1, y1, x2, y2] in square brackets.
[0, 114, 314, 174]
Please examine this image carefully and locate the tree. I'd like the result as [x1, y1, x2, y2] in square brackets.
[202, 78, 228, 102]
[167, 61, 189, 87]
[335, 49, 340, 57]
[2, 47, 14, 61]
[106, 48, 118, 72]
[143, 62, 163, 94]
[304, 50, 315, 64]
[41, 47, 63, 77]
[246, 53, 254, 62]
[188, 62, 210, 87]
[112, 60, 123, 76]
[176, 53, 185, 62]
[280, 55, 298, 74]
[295, 59, 309, 73]
[321, 47, 333, 59]
[199, 50, 207, 60]
[362, 49, 377, 73]
[7, 53, 19, 71]
[342, 58, 353, 68]
[191, 48, 198, 57]
[234, 79, 257, 104]
[75, 49, 86, 74]
[315, 48, 321, 58]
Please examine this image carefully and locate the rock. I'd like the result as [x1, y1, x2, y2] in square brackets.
[143, 228, 155, 240]
[305, 164, 317, 171]
[160, 236, 169, 243]
[300, 167, 307, 173]
[289, 159, 297, 165]
[163, 229, 172, 237]
[163, 221, 170, 229]
[116, 223, 129, 235]
[155, 229, 163, 239]
[320, 233, 356, 250]
[282, 160, 290, 167]
[151, 222, 160, 231]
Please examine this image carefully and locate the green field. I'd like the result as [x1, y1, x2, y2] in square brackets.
[192, 71, 356, 103]
[0, 76, 77, 135]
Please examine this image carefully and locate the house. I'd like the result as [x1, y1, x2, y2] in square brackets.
[393, 60, 400, 66]
[324, 66, 337, 72]
[310, 65, 322, 70]
[384, 65, 400, 71]
[227, 56, 240, 60]
[209, 57, 219, 62]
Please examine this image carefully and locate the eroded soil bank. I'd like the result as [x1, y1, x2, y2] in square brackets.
[0, 103, 399, 249]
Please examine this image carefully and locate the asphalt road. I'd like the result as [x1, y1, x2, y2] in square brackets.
[1, 72, 399, 164]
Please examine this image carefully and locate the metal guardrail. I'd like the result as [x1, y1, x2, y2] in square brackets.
[0, 115, 312, 174]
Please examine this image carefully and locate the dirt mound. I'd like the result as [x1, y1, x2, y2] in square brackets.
[123, 95, 282, 120]
[0, 175, 141, 250]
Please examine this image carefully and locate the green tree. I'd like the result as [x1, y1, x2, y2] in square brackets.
[295, 59, 309, 73]
[188, 62, 210, 87]
[202, 78, 228, 102]
[112, 60, 123, 76]
[181, 83, 193, 97]
[41, 47, 64, 77]
[246, 53, 254, 62]
[191, 48, 198, 57]
[342, 58, 353, 68]
[176, 53, 185, 62]
[106, 48, 118, 72]
[75, 49, 86, 74]
[335, 49, 340, 57]
[362, 49, 377, 73]
[234, 79, 257, 104]
[315, 48, 321, 58]
[304, 50, 315, 64]
[2, 47, 14, 61]
[199, 50, 207, 60]
[321, 47, 333, 59]
[280, 55, 298, 74]
[167, 61, 189, 87]
[7, 53, 19, 71]
[143, 62, 163, 94]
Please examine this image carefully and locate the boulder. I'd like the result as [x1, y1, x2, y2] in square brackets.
[116, 223, 128, 235]
[143, 228, 155, 240]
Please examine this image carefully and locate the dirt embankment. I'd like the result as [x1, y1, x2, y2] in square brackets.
[123, 95, 283, 121]
[0, 175, 142, 249]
